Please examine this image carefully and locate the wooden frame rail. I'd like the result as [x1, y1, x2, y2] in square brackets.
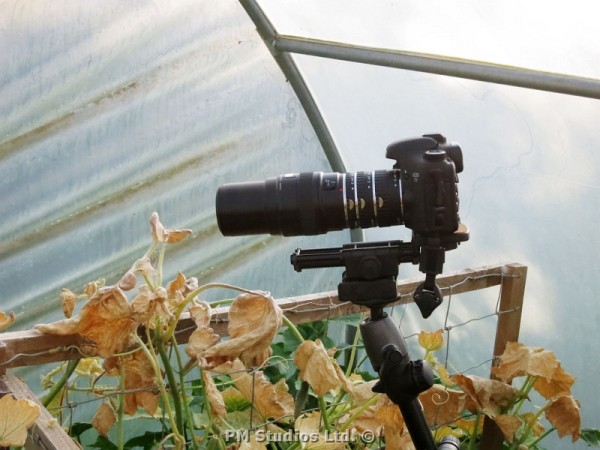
[0, 262, 527, 450]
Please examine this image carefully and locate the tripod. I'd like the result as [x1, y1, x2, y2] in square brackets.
[291, 233, 467, 450]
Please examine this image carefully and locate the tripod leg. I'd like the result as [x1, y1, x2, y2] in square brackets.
[360, 312, 438, 450]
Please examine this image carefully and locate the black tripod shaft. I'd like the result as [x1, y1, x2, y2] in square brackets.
[399, 400, 437, 450]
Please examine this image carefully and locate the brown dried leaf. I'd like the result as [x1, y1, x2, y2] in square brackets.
[418, 329, 444, 352]
[0, 311, 15, 331]
[186, 328, 221, 361]
[189, 301, 212, 328]
[204, 292, 282, 367]
[294, 339, 342, 397]
[295, 412, 346, 450]
[118, 271, 137, 291]
[36, 286, 137, 358]
[545, 395, 581, 441]
[520, 412, 545, 437]
[84, 281, 99, 297]
[214, 359, 294, 422]
[453, 416, 483, 436]
[131, 285, 172, 328]
[60, 289, 77, 318]
[451, 374, 518, 417]
[166, 272, 187, 306]
[149, 212, 192, 244]
[373, 395, 409, 450]
[92, 402, 116, 437]
[533, 363, 575, 400]
[493, 414, 522, 443]
[104, 350, 160, 416]
[131, 256, 157, 280]
[493, 342, 558, 383]
[202, 369, 227, 418]
[0, 395, 41, 447]
[418, 384, 466, 426]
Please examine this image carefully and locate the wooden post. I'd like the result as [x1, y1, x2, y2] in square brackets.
[0, 342, 6, 376]
[480, 263, 528, 449]
[0, 374, 80, 450]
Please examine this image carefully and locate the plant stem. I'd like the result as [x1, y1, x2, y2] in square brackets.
[156, 244, 166, 287]
[155, 330, 185, 437]
[510, 401, 549, 449]
[42, 359, 79, 408]
[135, 333, 183, 449]
[467, 412, 482, 450]
[281, 314, 304, 344]
[511, 375, 537, 416]
[318, 397, 331, 432]
[338, 394, 379, 432]
[344, 325, 361, 378]
[171, 337, 200, 450]
[294, 381, 310, 418]
[528, 427, 555, 448]
[117, 357, 125, 450]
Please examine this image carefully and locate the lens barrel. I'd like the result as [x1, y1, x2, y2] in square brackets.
[216, 171, 404, 236]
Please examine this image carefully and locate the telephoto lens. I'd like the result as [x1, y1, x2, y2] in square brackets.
[216, 170, 404, 236]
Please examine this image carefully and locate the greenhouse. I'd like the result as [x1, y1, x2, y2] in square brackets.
[1, 1, 599, 449]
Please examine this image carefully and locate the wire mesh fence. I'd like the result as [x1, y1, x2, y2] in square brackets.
[0, 262, 526, 450]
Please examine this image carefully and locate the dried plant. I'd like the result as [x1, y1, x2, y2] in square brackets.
[2, 213, 597, 449]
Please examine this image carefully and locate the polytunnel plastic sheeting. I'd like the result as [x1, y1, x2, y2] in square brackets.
[253, 1, 600, 447]
[0, 0, 350, 335]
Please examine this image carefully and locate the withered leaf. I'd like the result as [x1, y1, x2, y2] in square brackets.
[92, 402, 116, 437]
[0, 311, 15, 331]
[0, 395, 41, 447]
[35, 286, 137, 358]
[213, 359, 294, 422]
[149, 212, 192, 244]
[166, 272, 197, 306]
[131, 256, 157, 280]
[451, 374, 518, 417]
[60, 288, 77, 318]
[545, 395, 581, 441]
[188, 300, 212, 329]
[203, 292, 282, 367]
[373, 395, 409, 450]
[493, 342, 558, 383]
[131, 285, 172, 328]
[493, 414, 521, 443]
[202, 369, 227, 418]
[118, 271, 137, 291]
[186, 328, 221, 362]
[104, 350, 160, 416]
[295, 412, 345, 450]
[520, 412, 545, 437]
[533, 363, 575, 400]
[294, 339, 342, 397]
[418, 384, 466, 426]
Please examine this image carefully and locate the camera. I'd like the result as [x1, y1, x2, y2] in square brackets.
[216, 133, 463, 238]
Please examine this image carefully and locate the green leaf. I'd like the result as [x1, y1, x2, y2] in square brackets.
[581, 428, 600, 447]
[124, 431, 166, 449]
[89, 435, 118, 450]
[69, 422, 93, 442]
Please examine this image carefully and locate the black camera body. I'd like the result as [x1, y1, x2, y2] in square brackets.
[387, 133, 462, 237]
[216, 133, 463, 240]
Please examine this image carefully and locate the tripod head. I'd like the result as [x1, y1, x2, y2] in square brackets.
[291, 223, 468, 318]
